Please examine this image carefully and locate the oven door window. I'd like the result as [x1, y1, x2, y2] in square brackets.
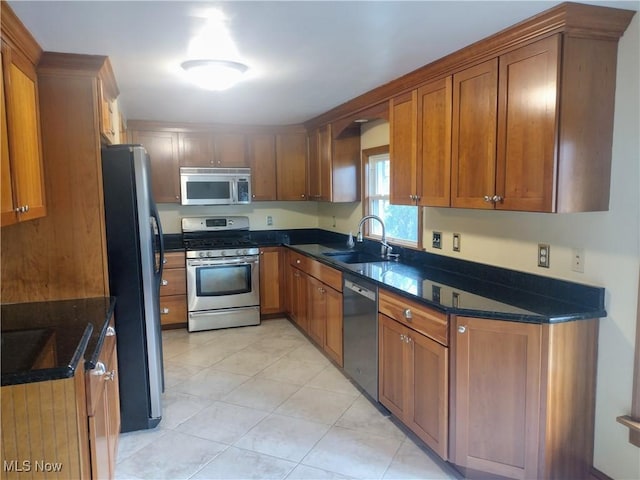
[186, 180, 230, 201]
[196, 264, 251, 296]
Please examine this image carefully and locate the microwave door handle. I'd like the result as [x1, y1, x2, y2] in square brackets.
[231, 179, 238, 204]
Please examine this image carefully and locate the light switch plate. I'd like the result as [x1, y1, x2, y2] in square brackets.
[453, 233, 461, 252]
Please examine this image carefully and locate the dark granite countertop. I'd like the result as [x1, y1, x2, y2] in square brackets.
[287, 243, 606, 324]
[1, 297, 116, 386]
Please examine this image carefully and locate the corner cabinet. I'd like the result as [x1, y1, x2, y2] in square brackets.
[307, 123, 360, 202]
[1, 8, 46, 227]
[451, 316, 599, 479]
[378, 290, 449, 460]
[259, 246, 285, 315]
[276, 131, 308, 201]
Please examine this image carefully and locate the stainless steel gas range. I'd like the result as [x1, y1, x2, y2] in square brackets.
[182, 216, 260, 332]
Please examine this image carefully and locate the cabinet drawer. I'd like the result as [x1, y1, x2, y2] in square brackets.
[163, 251, 185, 269]
[289, 251, 310, 270]
[379, 290, 448, 346]
[307, 258, 342, 292]
[86, 318, 117, 416]
[160, 295, 187, 325]
[160, 268, 186, 296]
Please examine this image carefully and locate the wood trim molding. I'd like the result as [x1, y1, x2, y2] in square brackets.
[305, 2, 635, 129]
[127, 119, 308, 136]
[0, 1, 42, 64]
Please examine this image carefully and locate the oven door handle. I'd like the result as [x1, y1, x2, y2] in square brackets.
[187, 257, 259, 267]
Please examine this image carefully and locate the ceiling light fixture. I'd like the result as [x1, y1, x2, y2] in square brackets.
[181, 59, 249, 91]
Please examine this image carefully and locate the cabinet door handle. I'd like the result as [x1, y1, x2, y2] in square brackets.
[106, 326, 116, 336]
[458, 325, 467, 334]
[403, 308, 412, 321]
[161, 279, 168, 286]
[161, 307, 170, 315]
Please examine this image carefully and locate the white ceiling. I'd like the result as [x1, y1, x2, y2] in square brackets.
[9, 0, 639, 126]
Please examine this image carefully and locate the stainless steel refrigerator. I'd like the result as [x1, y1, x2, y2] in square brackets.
[102, 144, 164, 432]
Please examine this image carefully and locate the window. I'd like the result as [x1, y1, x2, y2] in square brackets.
[363, 146, 419, 247]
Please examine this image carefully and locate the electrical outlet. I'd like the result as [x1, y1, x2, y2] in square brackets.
[453, 233, 461, 252]
[432, 231, 442, 249]
[538, 243, 550, 268]
[266, 215, 273, 226]
[572, 248, 585, 273]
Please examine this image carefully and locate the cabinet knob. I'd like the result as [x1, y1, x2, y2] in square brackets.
[92, 362, 106, 376]
[106, 326, 116, 336]
[492, 195, 503, 203]
[403, 308, 412, 321]
[400, 334, 406, 342]
[163, 258, 168, 264]
[161, 307, 170, 315]
[296, 259, 301, 264]
[24, 205, 29, 212]
[458, 325, 467, 334]
[252, 194, 256, 198]
[483, 195, 493, 203]
[104, 370, 116, 381]
[175, 195, 180, 200]
[161, 279, 168, 286]
[301, 194, 306, 198]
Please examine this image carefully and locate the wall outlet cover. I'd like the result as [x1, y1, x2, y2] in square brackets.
[453, 233, 461, 252]
[432, 231, 442, 249]
[538, 243, 550, 268]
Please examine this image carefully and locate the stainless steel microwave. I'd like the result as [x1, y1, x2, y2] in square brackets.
[180, 167, 251, 205]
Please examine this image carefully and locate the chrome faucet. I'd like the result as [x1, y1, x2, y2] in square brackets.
[356, 215, 393, 258]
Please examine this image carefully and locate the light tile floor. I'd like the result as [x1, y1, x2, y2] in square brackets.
[115, 318, 460, 480]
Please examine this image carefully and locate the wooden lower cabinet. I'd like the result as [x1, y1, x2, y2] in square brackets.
[378, 313, 448, 459]
[259, 247, 284, 315]
[286, 263, 309, 332]
[160, 251, 187, 328]
[451, 316, 599, 480]
[0, 318, 121, 480]
[86, 319, 120, 480]
[285, 249, 343, 366]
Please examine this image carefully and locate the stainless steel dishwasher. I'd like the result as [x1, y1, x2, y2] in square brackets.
[343, 273, 379, 401]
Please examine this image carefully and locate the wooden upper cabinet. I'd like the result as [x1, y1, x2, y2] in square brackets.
[0, 35, 46, 227]
[496, 35, 559, 212]
[131, 130, 180, 203]
[276, 131, 307, 200]
[417, 77, 452, 207]
[389, 90, 417, 206]
[179, 131, 214, 166]
[97, 69, 119, 146]
[390, 78, 452, 207]
[451, 58, 499, 209]
[178, 131, 247, 167]
[215, 132, 248, 167]
[248, 133, 277, 201]
[308, 123, 360, 203]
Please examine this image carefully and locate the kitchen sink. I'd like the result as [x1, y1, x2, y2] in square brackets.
[322, 251, 386, 264]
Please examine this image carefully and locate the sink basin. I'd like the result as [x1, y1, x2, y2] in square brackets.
[323, 251, 386, 264]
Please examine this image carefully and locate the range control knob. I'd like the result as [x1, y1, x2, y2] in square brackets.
[198, 251, 206, 258]
[241, 249, 248, 256]
[221, 250, 227, 257]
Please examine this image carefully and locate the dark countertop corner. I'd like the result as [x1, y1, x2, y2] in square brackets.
[1, 297, 116, 386]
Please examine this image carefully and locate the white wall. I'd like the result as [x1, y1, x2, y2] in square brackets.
[319, 17, 640, 478]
